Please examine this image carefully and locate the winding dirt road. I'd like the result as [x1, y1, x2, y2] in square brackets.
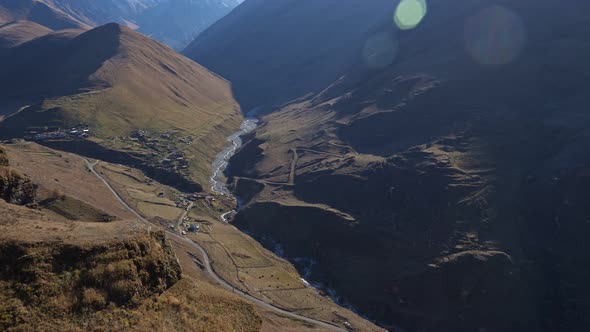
[74, 154, 345, 332]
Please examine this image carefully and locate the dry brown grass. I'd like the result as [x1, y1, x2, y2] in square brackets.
[0, 230, 183, 331]
[0, 20, 53, 49]
[0, 23, 242, 188]
[96, 162, 184, 221]
[95, 144, 383, 331]
[49, 24, 242, 186]
[0, 147, 7, 166]
[132, 277, 262, 332]
[3, 143, 136, 220]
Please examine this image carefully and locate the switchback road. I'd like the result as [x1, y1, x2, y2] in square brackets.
[74, 154, 345, 332]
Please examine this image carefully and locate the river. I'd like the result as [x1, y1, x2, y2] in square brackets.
[207, 110, 392, 330]
[210, 110, 259, 221]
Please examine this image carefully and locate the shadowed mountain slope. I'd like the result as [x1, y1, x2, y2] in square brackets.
[0, 0, 90, 30]
[0, 20, 53, 49]
[193, 0, 590, 330]
[185, 0, 395, 110]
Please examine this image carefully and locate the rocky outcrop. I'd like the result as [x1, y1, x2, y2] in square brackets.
[0, 149, 36, 205]
[0, 231, 182, 330]
[0, 148, 7, 166]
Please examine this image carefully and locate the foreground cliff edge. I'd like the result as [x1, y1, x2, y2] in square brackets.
[0, 142, 383, 331]
[0, 144, 264, 331]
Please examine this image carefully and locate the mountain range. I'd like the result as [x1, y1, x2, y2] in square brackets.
[1, 0, 590, 331]
[188, 0, 590, 330]
[0, 0, 241, 49]
[0, 20, 242, 191]
[0, 1, 381, 331]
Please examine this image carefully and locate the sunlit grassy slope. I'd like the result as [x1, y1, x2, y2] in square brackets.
[0, 20, 53, 49]
[0, 0, 89, 30]
[0, 23, 242, 188]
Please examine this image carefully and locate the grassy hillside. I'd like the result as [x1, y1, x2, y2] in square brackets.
[0, 0, 89, 29]
[0, 22, 242, 191]
[0, 143, 263, 331]
[0, 20, 53, 49]
[0, 212, 261, 331]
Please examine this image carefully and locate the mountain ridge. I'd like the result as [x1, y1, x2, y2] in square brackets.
[0, 22, 243, 191]
[0, 0, 91, 30]
[193, 0, 590, 330]
[5, 0, 243, 49]
[0, 20, 53, 49]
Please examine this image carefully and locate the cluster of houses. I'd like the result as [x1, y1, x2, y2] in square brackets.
[187, 193, 209, 201]
[175, 196, 192, 209]
[31, 126, 90, 141]
[125, 130, 196, 176]
[129, 129, 158, 144]
[162, 151, 189, 170]
[174, 204, 204, 235]
[171, 220, 200, 235]
[175, 192, 215, 209]
[178, 136, 194, 145]
[180, 216, 200, 233]
[128, 130, 192, 145]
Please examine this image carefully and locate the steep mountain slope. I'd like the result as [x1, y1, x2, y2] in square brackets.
[185, 0, 394, 109]
[195, 0, 590, 330]
[32, 0, 241, 49]
[0, 23, 242, 192]
[0, 20, 53, 49]
[0, 0, 90, 30]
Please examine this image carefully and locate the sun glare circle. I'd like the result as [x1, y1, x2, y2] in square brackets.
[394, 0, 427, 30]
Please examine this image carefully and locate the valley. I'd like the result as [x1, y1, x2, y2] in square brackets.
[0, 4, 383, 329]
[2, 0, 590, 331]
[91, 118, 383, 331]
[188, 0, 590, 330]
[77, 149, 348, 331]
[0, 137, 382, 331]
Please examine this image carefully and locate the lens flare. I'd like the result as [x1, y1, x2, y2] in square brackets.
[394, 0, 427, 30]
[363, 31, 398, 69]
[464, 6, 527, 65]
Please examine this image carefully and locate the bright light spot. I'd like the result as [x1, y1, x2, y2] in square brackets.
[464, 6, 527, 65]
[394, 0, 427, 30]
[363, 31, 398, 69]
